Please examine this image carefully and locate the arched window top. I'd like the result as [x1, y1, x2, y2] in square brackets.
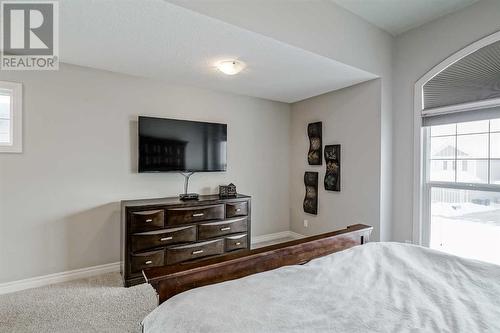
[423, 40, 500, 111]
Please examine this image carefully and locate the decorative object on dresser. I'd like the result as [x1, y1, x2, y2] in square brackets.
[324, 144, 341, 191]
[121, 194, 251, 287]
[219, 183, 237, 198]
[179, 172, 199, 201]
[303, 171, 318, 214]
[307, 121, 322, 165]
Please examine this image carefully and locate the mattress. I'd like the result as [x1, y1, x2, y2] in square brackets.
[142, 242, 500, 332]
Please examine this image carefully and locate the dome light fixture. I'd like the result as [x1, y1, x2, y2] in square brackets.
[216, 60, 246, 75]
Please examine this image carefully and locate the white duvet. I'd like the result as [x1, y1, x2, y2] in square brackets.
[142, 242, 500, 332]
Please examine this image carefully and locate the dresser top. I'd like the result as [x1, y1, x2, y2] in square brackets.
[122, 194, 251, 208]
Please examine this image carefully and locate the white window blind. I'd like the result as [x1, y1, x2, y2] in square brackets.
[423, 40, 500, 111]
[422, 106, 500, 127]
[421, 40, 500, 127]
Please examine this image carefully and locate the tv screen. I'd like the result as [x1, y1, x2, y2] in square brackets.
[138, 116, 227, 172]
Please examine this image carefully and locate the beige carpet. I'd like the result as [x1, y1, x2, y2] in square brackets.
[0, 273, 157, 333]
[0, 239, 295, 332]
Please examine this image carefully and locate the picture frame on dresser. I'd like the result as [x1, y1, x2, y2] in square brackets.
[121, 194, 251, 287]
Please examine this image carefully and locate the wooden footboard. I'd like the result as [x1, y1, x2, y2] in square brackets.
[143, 224, 372, 304]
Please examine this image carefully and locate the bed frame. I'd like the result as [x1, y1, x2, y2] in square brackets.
[143, 224, 373, 304]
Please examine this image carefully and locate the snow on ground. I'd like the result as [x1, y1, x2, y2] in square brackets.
[431, 202, 500, 265]
[432, 202, 500, 218]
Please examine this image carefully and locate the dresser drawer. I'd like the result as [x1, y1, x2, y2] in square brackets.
[198, 217, 248, 240]
[165, 205, 224, 226]
[130, 226, 197, 252]
[166, 239, 224, 264]
[225, 234, 248, 252]
[130, 250, 164, 274]
[129, 210, 164, 233]
[226, 201, 248, 218]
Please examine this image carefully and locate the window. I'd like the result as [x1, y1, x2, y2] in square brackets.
[0, 93, 11, 144]
[0, 81, 22, 153]
[424, 119, 500, 265]
[415, 32, 500, 266]
[428, 120, 500, 184]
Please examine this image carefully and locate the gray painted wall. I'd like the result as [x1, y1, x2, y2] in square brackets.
[170, 0, 394, 241]
[392, 0, 500, 242]
[0, 64, 291, 283]
[290, 80, 382, 240]
[7, 0, 495, 283]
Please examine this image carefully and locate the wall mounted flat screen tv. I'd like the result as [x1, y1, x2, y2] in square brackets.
[138, 116, 227, 172]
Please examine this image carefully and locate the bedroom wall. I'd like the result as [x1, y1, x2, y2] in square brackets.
[0, 63, 291, 284]
[392, 0, 500, 242]
[170, 0, 394, 241]
[289, 80, 381, 240]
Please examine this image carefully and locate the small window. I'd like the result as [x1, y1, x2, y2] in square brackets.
[0, 81, 22, 153]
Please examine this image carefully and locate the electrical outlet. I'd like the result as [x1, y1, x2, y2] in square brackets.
[303, 219, 309, 228]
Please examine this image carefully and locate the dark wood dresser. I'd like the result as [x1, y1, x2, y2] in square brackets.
[121, 194, 251, 287]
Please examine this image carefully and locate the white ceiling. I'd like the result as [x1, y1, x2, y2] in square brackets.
[331, 0, 479, 36]
[59, 0, 376, 103]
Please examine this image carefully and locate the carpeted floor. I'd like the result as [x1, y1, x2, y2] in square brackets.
[0, 273, 157, 333]
[0, 238, 295, 333]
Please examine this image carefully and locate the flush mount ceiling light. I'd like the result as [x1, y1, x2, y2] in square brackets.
[215, 60, 246, 75]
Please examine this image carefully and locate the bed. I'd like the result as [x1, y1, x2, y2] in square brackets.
[141, 225, 500, 332]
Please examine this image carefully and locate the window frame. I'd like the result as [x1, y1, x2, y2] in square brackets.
[413, 31, 500, 246]
[0, 81, 22, 153]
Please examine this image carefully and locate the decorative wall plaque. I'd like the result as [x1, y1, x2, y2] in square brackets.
[303, 171, 318, 215]
[307, 122, 322, 165]
[324, 144, 340, 191]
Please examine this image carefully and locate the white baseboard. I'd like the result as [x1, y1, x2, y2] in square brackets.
[0, 231, 304, 296]
[252, 230, 304, 244]
[287, 231, 306, 240]
[0, 262, 120, 295]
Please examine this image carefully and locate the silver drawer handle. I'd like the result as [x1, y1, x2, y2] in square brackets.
[236, 208, 241, 212]
[192, 250, 204, 255]
[145, 260, 153, 265]
[192, 213, 204, 217]
[220, 227, 231, 231]
[145, 218, 153, 223]
[160, 236, 173, 242]
[235, 242, 241, 246]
